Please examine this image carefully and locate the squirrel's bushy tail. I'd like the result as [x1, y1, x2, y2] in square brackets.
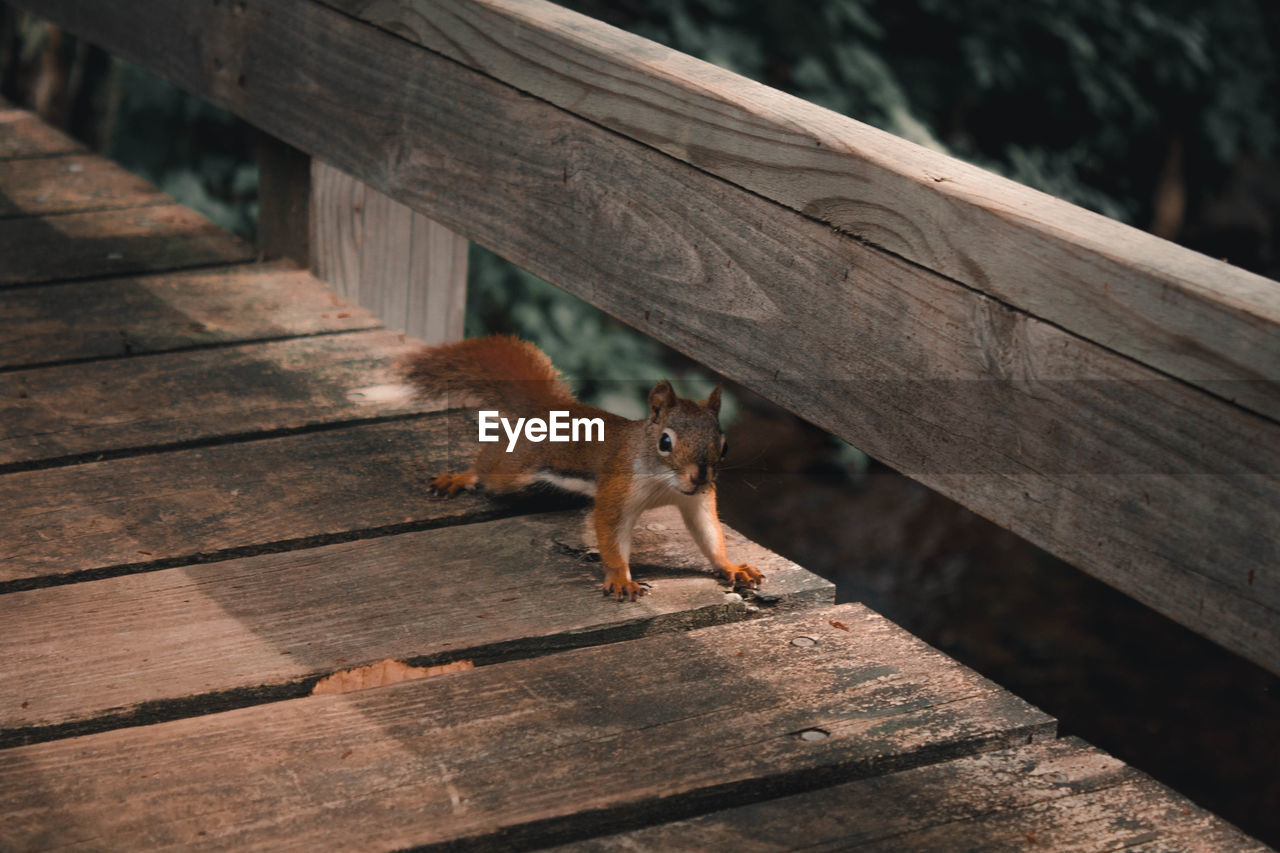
[400, 335, 577, 414]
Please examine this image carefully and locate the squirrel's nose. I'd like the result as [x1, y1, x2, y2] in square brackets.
[691, 464, 709, 486]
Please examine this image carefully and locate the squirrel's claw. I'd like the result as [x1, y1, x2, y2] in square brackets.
[721, 563, 764, 589]
[603, 578, 646, 601]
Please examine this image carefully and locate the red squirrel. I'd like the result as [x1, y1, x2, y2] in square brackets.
[401, 335, 763, 600]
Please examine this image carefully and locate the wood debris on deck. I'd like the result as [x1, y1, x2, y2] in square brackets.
[0, 102, 1270, 851]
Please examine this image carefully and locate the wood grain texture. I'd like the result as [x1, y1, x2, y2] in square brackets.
[312, 160, 467, 344]
[0, 203, 253, 286]
[0, 106, 85, 158]
[0, 604, 1053, 851]
[0, 153, 166, 217]
[324, 0, 1280, 425]
[869, 780, 1269, 853]
[309, 159, 365, 293]
[16, 0, 1274, 669]
[556, 738, 1267, 852]
[0, 261, 380, 368]
[0, 507, 829, 738]
[0, 329, 427, 467]
[0, 415, 506, 588]
[406, 203, 468, 344]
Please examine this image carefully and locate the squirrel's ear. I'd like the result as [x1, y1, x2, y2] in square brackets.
[702, 383, 722, 416]
[648, 380, 675, 422]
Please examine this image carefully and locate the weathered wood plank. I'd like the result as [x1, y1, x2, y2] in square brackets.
[16, 0, 1275, 670]
[309, 158, 365, 291]
[555, 738, 1268, 852]
[0, 153, 166, 217]
[0, 415, 523, 589]
[874, 779, 1269, 852]
[0, 203, 254, 286]
[317, 161, 413, 323]
[407, 210, 468, 343]
[0, 329, 427, 468]
[0, 604, 1053, 850]
[406, 209, 468, 345]
[0, 507, 829, 741]
[312, 160, 468, 344]
[0, 261, 380, 369]
[323, 0, 1280, 425]
[0, 106, 85, 158]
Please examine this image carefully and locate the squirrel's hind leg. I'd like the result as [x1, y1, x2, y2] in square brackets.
[428, 470, 478, 498]
[428, 446, 539, 499]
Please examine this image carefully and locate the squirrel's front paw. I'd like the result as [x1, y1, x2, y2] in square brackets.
[428, 471, 478, 499]
[720, 563, 764, 589]
[603, 577, 646, 602]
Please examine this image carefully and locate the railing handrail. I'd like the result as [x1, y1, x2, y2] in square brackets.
[329, 0, 1280, 421]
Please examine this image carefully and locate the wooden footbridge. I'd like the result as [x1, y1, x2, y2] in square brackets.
[3, 0, 1277, 849]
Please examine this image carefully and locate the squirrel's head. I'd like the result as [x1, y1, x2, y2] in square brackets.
[644, 380, 727, 496]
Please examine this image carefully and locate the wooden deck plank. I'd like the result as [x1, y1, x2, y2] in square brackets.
[18, 0, 1277, 673]
[0, 329, 425, 468]
[0, 154, 167, 217]
[877, 779, 1268, 852]
[0, 261, 380, 369]
[0, 415, 510, 589]
[0, 107, 85, 159]
[0, 604, 1054, 851]
[0, 204, 254, 286]
[0, 507, 829, 741]
[554, 738, 1266, 852]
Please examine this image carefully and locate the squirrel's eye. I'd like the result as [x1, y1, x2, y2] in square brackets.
[658, 431, 673, 454]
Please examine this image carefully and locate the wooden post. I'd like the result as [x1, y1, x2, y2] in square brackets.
[255, 140, 467, 345]
[310, 159, 468, 345]
[253, 131, 312, 267]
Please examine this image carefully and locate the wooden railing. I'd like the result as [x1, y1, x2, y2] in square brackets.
[20, 0, 1279, 674]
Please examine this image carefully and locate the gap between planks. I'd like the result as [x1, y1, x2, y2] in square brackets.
[0, 153, 170, 219]
[0, 507, 830, 748]
[0, 327, 435, 472]
[0, 603, 1053, 851]
[0, 417, 534, 593]
[0, 204, 255, 287]
[0, 409, 437, 476]
[0, 260, 382, 369]
[0, 326, 383, 377]
[549, 737, 1269, 852]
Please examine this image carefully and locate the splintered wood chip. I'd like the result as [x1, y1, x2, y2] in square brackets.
[829, 620, 850, 631]
[311, 658, 473, 696]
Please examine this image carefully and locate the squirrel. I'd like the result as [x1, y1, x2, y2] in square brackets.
[401, 335, 763, 600]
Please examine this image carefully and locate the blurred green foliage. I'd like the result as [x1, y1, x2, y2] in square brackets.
[105, 61, 259, 237]
[566, 0, 1278, 224]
